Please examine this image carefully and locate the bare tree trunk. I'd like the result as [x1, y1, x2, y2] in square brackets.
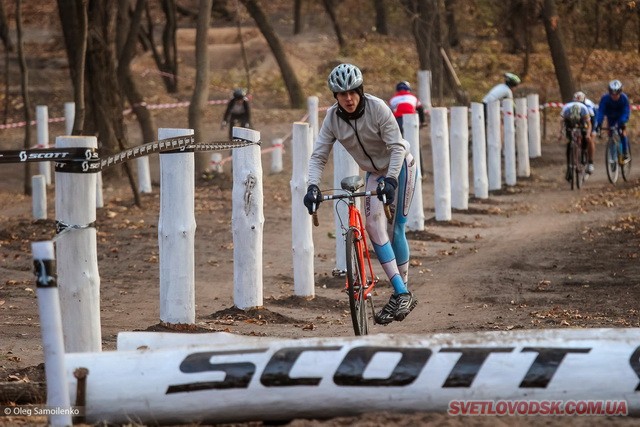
[239, 0, 305, 108]
[15, 0, 31, 195]
[236, 1, 251, 93]
[57, 0, 88, 134]
[0, 0, 14, 122]
[117, 0, 156, 146]
[139, 0, 178, 93]
[321, 0, 345, 50]
[444, 0, 458, 47]
[293, 0, 302, 35]
[541, 0, 574, 102]
[189, 0, 213, 175]
[373, 0, 388, 35]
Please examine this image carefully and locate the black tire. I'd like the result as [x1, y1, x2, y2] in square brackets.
[622, 141, 632, 182]
[345, 228, 369, 335]
[606, 138, 619, 184]
[569, 141, 576, 190]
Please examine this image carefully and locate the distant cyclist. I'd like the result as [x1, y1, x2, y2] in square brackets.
[221, 88, 251, 140]
[303, 63, 418, 325]
[389, 81, 425, 135]
[595, 79, 631, 162]
[560, 98, 593, 177]
[482, 72, 521, 104]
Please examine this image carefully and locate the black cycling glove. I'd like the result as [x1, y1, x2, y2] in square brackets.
[303, 184, 322, 214]
[376, 177, 397, 205]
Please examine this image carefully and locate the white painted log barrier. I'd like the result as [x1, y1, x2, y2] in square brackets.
[232, 129, 264, 309]
[405, 113, 424, 231]
[137, 157, 153, 193]
[486, 100, 502, 191]
[158, 128, 196, 324]
[470, 103, 488, 199]
[95, 170, 104, 209]
[32, 174, 47, 220]
[307, 96, 319, 139]
[65, 328, 639, 424]
[515, 98, 530, 178]
[55, 136, 101, 353]
[64, 102, 75, 135]
[502, 99, 517, 187]
[271, 138, 283, 174]
[418, 70, 432, 110]
[36, 105, 52, 185]
[32, 241, 72, 427]
[430, 108, 451, 221]
[450, 106, 469, 210]
[291, 122, 315, 297]
[117, 331, 272, 350]
[333, 141, 359, 273]
[527, 94, 542, 158]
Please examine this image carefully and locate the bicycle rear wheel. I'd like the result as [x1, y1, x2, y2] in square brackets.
[568, 141, 576, 190]
[606, 138, 619, 184]
[345, 228, 369, 335]
[621, 142, 632, 182]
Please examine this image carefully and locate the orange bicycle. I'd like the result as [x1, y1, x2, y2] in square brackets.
[311, 175, 391, 335]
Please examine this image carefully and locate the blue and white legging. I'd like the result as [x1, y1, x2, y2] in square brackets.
[364, 153, 417, 295]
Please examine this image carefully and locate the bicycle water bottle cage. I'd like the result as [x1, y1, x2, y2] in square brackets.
[341, 175, 364, 192]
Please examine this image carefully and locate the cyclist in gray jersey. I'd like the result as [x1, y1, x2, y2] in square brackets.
[303, 63, 418, 325]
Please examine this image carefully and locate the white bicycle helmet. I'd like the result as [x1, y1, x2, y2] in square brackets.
[608, 79, 623, 94]
[504, 72, 521, 86]
[573, 91, 586, 103]
[328, 63, 363, 93]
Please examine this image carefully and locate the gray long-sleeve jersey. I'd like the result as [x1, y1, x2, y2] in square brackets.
[307, 93, 409, 187]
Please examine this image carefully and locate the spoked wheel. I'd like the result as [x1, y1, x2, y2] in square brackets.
[345, 228, 369, 336]
[576, 149, 588, 189]
[606, 139, 619, 184]
[621, 143, 632, 182]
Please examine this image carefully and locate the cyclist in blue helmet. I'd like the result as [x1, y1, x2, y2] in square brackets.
[595, 80, 631, 162]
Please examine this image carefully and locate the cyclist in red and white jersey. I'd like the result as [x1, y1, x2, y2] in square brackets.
[389, 81, 425, 135]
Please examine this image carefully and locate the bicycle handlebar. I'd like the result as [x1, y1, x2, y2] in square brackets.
[311, 190, 392, 226]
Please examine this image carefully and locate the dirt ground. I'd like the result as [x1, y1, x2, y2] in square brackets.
[1, 6, 640, 426]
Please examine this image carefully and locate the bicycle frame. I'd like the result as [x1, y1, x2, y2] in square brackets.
[346, 200, 377, 301]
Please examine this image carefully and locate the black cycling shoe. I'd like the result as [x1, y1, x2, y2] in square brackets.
[374, 294, 398, 325]
[394, 292, 418, 321]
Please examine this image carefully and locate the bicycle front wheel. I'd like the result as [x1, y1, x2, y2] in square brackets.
[345, 227, 369, 336]
[569, 141, 576, 190]
[606, 138, 619, 184]
[621, 142, 632, 182]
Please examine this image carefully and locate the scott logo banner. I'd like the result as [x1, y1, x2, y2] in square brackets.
[65, 329, 640, 425]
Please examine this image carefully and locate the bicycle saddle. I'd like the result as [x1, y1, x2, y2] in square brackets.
[341, 175, 364, 192]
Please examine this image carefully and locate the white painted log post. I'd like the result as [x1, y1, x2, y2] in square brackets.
[137, 157, 152, 193]
[405, 113, 424, 231]
[32, 174, 47, 220]
[66, 328, 639, 425]
[291, 122, 315, 297]
[307, 96, 319, 139]
[55, 135, 101, 353]
[271, 138, 283, 174]
[486, 100, 502, 191]
[32, 241, 72, 427]
[431, 108, 451, 221]
[333, 141, 360, 273]
[210, 153, 223, 173]
[232, 138, 264, 309]
[64, 102, 75, 135]
[527, 94, 542, 158]
[503, 99, 517, 187]
[418, 70, 432, 110]
[515, 98, 530, 178]
[471, 102, 488, 199]
[158, 128, 196, 324]
[36, 105, 52, 185]
[449, 106, 469, 210]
